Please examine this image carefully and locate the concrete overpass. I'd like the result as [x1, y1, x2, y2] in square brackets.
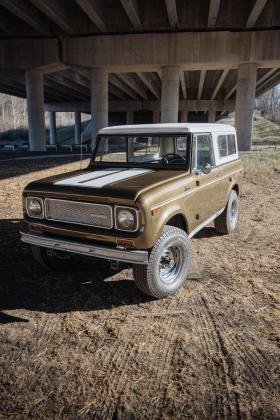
[0, 0, 279, 151]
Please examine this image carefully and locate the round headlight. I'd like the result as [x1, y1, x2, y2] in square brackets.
[117, 209, 135, 230]
[26, 197, 43, 218]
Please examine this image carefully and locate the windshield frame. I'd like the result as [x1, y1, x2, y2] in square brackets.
[89, 132, 192, 171]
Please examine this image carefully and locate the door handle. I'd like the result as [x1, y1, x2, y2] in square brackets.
[216, 172, 223, 178]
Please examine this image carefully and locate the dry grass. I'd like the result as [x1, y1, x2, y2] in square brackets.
[252, 117, 280, 145]
[241, 149, 280, 184]
[0, 154, 279, 419]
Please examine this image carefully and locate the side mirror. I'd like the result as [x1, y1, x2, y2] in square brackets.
[201, 163, 212, 174]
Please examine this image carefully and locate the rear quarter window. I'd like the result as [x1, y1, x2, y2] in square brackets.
[217, 134, 237, 158]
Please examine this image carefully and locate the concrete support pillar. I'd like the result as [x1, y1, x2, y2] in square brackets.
[48, 111, 57, 145]
[126, 111, 134, 124]
[153, 110, 160, 123]
[74, 111, 82, 145]
[161, 66, 181, 123]
[26, 70, 46, 151]
[91, 68, 108, 147]
[180, 110, 188, 122]
[208, 109, 216, 123]
[235, 63, 257, 151]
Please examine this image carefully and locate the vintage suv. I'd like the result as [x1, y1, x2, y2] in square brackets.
[21, 123, 243, 298]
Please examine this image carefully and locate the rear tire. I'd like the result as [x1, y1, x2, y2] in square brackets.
[133, 226, 192, 299]
[32, 245, 79, 271]
[214, 189, 239, 234]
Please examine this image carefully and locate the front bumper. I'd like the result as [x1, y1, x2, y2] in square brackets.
[20, 231, 149, 265]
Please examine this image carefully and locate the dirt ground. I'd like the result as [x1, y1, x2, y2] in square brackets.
[0, 156, 279, 419]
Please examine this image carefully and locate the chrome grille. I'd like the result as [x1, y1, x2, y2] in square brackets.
[45, 198, 113, 229]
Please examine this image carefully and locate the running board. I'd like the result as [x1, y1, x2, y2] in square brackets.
[189, 208, 224, 239]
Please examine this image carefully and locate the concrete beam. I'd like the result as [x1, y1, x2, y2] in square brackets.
[75, 0, 108, 32]
[26, 70, 46, 151]
[225, 83, 237, 100]
[211, 69, 229, 99]
[198, 70, 206, 100]
[246, 0, 268, 28]
[0, 39, 59, 70]
[109, 84, 127, 100]
[120, 0, 142, 30]
[136, 72, 160, 99]
[165, 0, 178, 28]
[46, 99, 235, 113]
[256, 69, 280, 95]
[63, 30, 280, 71]
[117, 74, 148, 99]
[208, 0, 221, 27]
[0, 0, 51, 35]
[29, 0, 75, 34]
[109, 75, 139, 100]
[256, 68, 279, 88]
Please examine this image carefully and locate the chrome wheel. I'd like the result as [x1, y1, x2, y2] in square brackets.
[158, 243, 183, 284]
[230, 198, 238, 225]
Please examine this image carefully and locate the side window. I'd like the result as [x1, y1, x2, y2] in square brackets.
[192, 134, 215, 171]
[218, 134, 236, 158]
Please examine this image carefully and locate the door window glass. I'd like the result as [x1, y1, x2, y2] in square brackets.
[192, 134, 215, 170]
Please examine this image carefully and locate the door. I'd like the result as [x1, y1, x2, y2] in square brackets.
[185, 133, 224, 228]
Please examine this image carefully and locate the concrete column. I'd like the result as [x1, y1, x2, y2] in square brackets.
[126, 111, 134, 124]
[180, 110, 188, 122]
[74, 111, 82, 145]
[235, 63, 257, 151]
[48, 111, 57, 145]
[90, 68, 108, 147]
[26, 70, 46, 151]
[208, 109, 216, 123]
[153, 110, 160, 123]
[161, 66, 181, 123]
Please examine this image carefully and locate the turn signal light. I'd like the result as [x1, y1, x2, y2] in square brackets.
[116, 238, 135, 248]
[28, 223, 43, 233]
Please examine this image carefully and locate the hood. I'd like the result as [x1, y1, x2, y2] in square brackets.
[24, 166, 187, 203]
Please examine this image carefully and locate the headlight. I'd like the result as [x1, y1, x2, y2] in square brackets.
[115, 206, 139, 231]
[26, 197, 44, 219]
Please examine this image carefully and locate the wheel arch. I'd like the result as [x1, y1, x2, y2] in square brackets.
[232, 183, 240, 196]
[164, 212, 189, 234]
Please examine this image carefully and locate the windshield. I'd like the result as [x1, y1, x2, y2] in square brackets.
[91, 134, 190, 169]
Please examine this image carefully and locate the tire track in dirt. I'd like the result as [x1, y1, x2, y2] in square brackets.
[191, 295, 234, 419]
[199, 295, 242, 418]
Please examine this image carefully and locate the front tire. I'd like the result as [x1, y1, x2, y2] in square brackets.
[133, 226, 192, 299]
[214, 189, 239, 234]
[32, 245, 79, 271]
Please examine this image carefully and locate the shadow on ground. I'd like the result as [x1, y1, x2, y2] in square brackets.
[0, 219, 154, 322]
[0, 155, 89, 181]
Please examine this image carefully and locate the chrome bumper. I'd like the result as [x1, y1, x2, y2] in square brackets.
[20, 231, 149, 265]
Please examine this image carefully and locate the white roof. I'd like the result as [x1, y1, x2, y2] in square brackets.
[98, 123, 236, 135]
